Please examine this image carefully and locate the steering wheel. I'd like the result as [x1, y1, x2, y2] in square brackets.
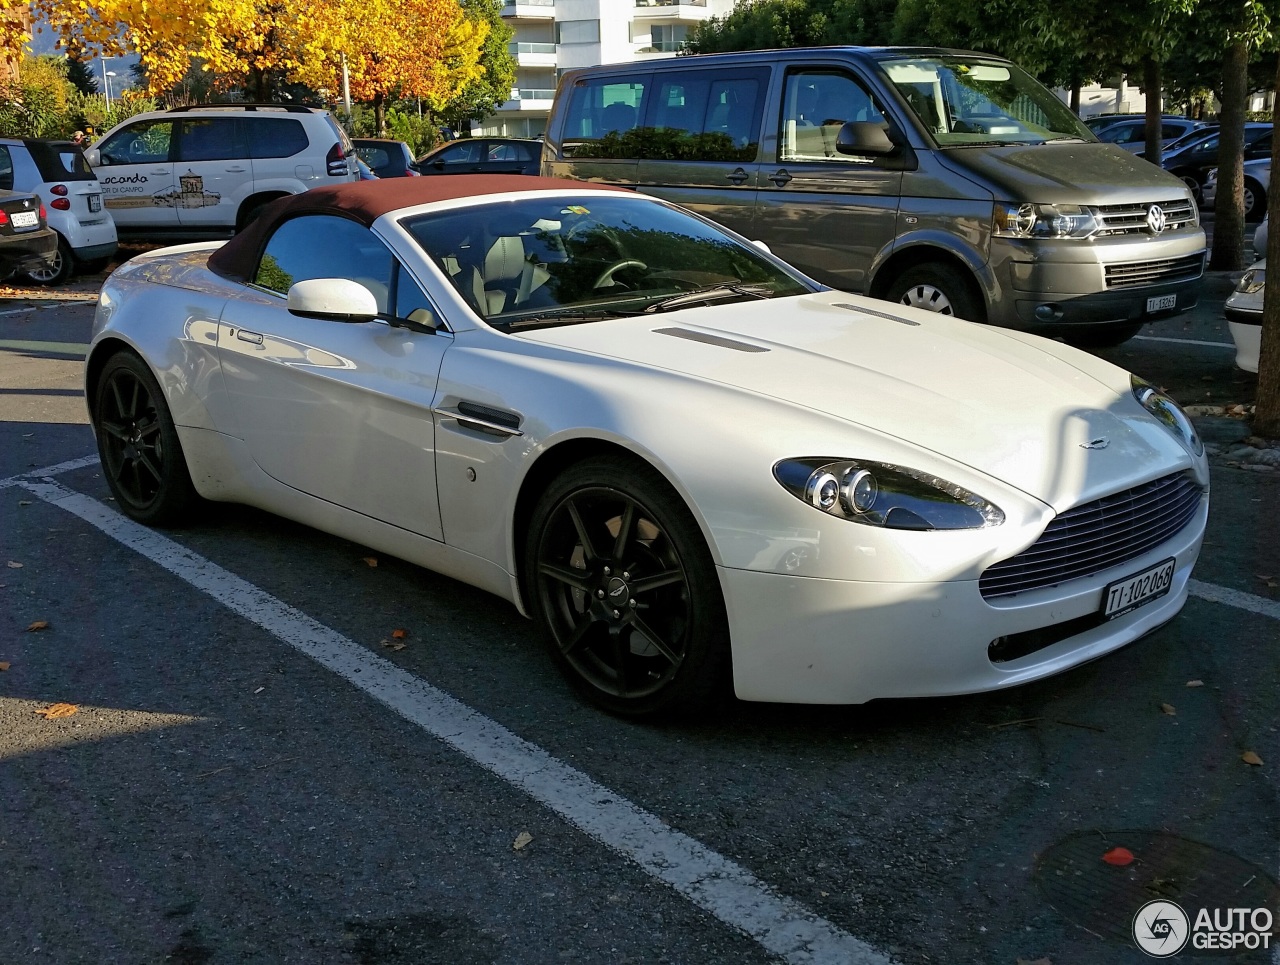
[593, 259, 647, 289]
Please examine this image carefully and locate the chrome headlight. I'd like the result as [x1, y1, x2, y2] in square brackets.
[994, 202, 1099, 239]
[1236, 267, 1266, 294]
[1132, 376, 1203, 456]
[774, 458, 1005, 531]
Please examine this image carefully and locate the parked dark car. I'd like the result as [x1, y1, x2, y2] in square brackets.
[1095, 116, 1208, 153]
[1084, 113, 1188, 136]
[0, 188, 57, 277]
[352, 138, 419, 178]
[415, 137, 541, 176]
[1163, 122, 1272, 202]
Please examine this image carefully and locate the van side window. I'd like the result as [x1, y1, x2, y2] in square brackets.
[645, 70, 765, 162]
[562, 79, 647, 158]
[781, 72, 885, 163]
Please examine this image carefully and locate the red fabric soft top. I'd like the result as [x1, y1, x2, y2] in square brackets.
[207, 175, 627, 282]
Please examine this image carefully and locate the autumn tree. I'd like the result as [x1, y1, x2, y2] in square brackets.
[436, 0, 516, 136]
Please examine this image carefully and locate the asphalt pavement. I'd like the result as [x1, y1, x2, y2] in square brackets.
[1, 261, 1277, 965]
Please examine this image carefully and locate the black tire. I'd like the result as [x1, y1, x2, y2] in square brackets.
[1062, 321, 1143, 349]
[80, 257, 112, 275]
[886, 262, 982, 321]
[1244, 178, 1267, 223]
[524, 456, 730, 718]
[1175, 171, 1201, 202]
[236, 195, 284, 233]
[93, 352, 198, 526]
[23, 235, 73, 286]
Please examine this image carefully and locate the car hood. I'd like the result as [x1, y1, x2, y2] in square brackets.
[518, 292, 1192, 511]
[940, 141, 1191, 203]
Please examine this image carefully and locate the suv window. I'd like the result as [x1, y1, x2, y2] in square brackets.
[245, 117, 310, 159]
[178, 118, 245, 162]
[255, 214, 417, 316]
[98, 119, 175, 165]
[561, 79, 647, 158]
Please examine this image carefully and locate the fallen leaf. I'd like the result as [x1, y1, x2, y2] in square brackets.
[33, 702, 77, 719]
[392, 628, 408, 639]
[1257, 575, 1274, 581]
[513, 831, 534, 851]
[1242, 751, 1263, 767]
[1186, 679, 1204, 688]
[1160, 703, 1176, 716]
[6, 560, 22, 568]
[18, 500, 30, 506]
[25, 620, 49, 632]
[361, 557, 378, 568]
[0, 661, 10, 671]
[1102, 846, 1135, 866]
[380, 639, 406, 651]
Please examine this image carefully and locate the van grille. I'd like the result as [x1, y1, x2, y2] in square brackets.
[1104, 253, 1205, 289]
[979, 471, 1202, 600]
[1093, 198, 1197, 235]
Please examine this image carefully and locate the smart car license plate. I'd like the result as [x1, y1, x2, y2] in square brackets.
[1103, 557, 1176, 619]
[1146, 293, 1177, 313]
[88, 194, 102, 213]
[11, 210, 37, 228]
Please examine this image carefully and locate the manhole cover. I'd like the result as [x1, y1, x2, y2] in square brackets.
[1036, 830, 1279, 955]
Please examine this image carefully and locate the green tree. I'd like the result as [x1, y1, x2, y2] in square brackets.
[437, 0, 515, 134]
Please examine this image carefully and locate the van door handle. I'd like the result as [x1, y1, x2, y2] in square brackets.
[225, 166, 247, 173]
[726, 167, 749, 185]
[768, 169, 793, 187]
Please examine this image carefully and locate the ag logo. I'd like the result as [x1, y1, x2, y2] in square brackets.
[1133, 899, 1190, 957]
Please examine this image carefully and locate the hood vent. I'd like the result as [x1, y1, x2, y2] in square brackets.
[653, 327, 769, 353]
[833, 303, 920, 326]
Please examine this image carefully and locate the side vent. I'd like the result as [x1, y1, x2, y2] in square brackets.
[653, 327, 769, 353]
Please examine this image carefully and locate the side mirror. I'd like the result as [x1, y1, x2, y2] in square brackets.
[287, 278, 378, 322]
[84, 148, 101, 166]
[835, 122, 897, 157]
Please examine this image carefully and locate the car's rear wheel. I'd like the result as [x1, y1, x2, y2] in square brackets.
[1176, 172, 1201, 202]
[887, 262, 982, 321]
[23, 236, 73, 286]
[1244, 178, 1267, 223]
[93, 352, 198, 526]
[525, 456, 729, 718]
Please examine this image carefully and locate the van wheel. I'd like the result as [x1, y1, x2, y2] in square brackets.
[23, 236, 73, 286]
[1063, 322, 1143, 349]
[1244, 179, 1267, 223]
[887, 263, 981, 321]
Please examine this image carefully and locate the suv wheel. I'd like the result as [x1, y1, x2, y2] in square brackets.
[886, 262, 982, 321]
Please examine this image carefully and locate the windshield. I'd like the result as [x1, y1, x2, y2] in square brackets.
[402, 195, 813, 329]
[881, 56, 1093, 146]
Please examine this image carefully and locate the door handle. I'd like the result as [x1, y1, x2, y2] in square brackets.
[767, 169, 793, 187]
[225, 166, 247, 173]
[726, 167, 749, 186]
[236, 329, 264, 345]
[150, 168, 170, 175]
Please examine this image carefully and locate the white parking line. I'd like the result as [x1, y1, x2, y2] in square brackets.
[1133, 335, 1235, 349]
[14, 472, 889, 965]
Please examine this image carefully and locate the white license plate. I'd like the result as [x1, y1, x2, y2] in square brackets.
[1146, 293, 1177, 313]
[11, 210, 37, 228]
[88, 194, 102, 213]
[1102, 557, 1176, 619]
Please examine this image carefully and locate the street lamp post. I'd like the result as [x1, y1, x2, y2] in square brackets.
[104, 71, 117, 110]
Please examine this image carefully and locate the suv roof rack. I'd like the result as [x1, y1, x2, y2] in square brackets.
[166, 103, 317, 114]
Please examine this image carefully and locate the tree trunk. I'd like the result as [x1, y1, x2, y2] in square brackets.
[1070, 76, 1081, 116]
[1143, 57, 1162, 161]
[1210, 41, 1249, 272]
[1251, 56, 1280, 438]
[374, 91, 386, 137]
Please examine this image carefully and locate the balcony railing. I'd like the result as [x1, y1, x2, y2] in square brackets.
[514, 88, 557, 101]
[644, 40, 687, 52]
[635, 0, 707, 6]
[509, 42, 557, 54]
[503, 0, 554, 6]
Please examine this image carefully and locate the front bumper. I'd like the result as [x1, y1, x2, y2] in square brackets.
[720, 496, 1207, 704]
[1225, 305, 1261, 373]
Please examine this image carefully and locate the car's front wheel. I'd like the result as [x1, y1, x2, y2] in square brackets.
[525, 456, 730, 718]
[93, 352, 198, 526]
[886, 262, 982, 321]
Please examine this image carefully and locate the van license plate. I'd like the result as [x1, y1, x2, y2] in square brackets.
[11, 210, 37, 228]
[1103, 557, 1176, 619]
[1146, 294, 1177, 313]
[88, 194, 102, 213]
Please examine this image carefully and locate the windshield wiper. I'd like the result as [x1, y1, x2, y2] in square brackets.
[643, 284, 775, 314]
[499, 307, 644, 331]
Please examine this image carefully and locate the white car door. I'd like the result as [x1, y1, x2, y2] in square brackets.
[93, 118, 179, 229]
[174, 117, 254, 229]
[216, 213, 450, 539]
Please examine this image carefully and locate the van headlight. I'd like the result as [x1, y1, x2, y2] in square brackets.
[773, 458, 1005, 531]
[1132, 376, 1203, 456]
[994, 202, 1099, 239]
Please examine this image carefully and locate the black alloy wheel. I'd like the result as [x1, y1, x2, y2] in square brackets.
[526, 457, 729, 717]
[93, 352, 197, 526]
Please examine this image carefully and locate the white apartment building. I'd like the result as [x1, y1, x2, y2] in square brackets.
[479, 0, 740, 137]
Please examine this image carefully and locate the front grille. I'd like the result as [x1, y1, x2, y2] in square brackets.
[979, 471, 1203, 600]
[1104, 253, 1205, 289]
[1094, 198, 1197, 235]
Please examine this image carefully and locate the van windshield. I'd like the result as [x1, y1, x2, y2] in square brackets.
[881, 56, 1093, 147]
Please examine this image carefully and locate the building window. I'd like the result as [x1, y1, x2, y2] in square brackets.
[556, 19, 600, 44]
[650, 24, 688, 53]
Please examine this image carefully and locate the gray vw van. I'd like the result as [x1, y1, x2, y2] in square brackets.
[542, 47, 1206, 346]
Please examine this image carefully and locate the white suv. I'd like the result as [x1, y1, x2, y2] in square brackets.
[0, 137, 117, 285]
[86, 103, 358, 237]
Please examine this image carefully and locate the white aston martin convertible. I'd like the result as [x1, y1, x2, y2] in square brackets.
[87, 177, 1209, 716]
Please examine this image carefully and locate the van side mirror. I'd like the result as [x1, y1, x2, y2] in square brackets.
[84, 148, 101, 166]
[836, 122, 897, 157]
